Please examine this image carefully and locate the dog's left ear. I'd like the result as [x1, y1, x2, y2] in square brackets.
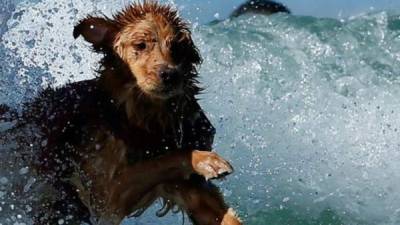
[73, 16, 118, 50]
[174, 30, 202, 65]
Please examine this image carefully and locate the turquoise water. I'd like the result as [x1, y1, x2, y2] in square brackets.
[2, 1, 400, 224]
[195, 12, 400, 225]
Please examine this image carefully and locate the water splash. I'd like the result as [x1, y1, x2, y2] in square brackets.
[2, 0, 400, 224]
[196, 12, 400, 224]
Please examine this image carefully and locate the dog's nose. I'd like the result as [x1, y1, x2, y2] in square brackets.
[159, 68, 179, 85]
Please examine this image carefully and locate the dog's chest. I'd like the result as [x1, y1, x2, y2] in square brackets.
[68, 124, 182, 210]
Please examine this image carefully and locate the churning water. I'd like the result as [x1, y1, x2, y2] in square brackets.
[1, 0, 400, 224]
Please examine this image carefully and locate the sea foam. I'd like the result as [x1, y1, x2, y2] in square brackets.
[1, 0, 400, 224]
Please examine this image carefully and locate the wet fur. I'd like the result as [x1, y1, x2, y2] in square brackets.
[0, 1, 242, 225]
[79, 3, 202, 131]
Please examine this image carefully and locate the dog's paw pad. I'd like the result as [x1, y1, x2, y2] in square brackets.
[191, 151, 233, 180]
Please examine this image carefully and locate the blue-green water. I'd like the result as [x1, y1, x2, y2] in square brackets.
[1, 1, 400, 225]
[196, 12, 400, 225]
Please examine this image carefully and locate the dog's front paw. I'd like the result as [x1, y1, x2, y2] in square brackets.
[190, 150, 233, 180]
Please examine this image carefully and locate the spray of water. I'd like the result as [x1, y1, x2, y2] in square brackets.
[1, 0, 400, 224]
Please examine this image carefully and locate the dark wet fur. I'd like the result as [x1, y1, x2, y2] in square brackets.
[0, 2, 241, 224]
[0, 78, 215, 224]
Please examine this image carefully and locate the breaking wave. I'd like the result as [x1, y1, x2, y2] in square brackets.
[1, 0, 400, 224]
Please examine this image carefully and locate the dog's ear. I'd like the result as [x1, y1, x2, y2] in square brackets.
[178, 30, 202, 65]
[73, 16, 118, 50]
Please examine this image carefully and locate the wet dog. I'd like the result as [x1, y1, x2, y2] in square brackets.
[1, 1, 242, 225]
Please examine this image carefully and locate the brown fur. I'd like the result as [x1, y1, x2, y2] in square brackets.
[74, 1, 202, 131]
[4, 1, 243, 225]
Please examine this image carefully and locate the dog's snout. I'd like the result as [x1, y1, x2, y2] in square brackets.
[159, 68, 179, 85]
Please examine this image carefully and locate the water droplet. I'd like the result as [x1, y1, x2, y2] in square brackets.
[0, 177, 8, 185]
[19, 167, 29, 175]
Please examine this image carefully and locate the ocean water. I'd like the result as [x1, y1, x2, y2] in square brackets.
[1, 0, 400, 225]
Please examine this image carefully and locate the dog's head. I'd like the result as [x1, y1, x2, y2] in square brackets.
[73, 1, 201, 99]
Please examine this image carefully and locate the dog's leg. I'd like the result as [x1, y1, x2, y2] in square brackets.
[98, 150, 233, 223]
[190, 150, 233, 180]
[156, 176, 243, 225]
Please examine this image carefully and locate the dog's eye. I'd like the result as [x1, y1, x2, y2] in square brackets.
[135, 42, 146, 51]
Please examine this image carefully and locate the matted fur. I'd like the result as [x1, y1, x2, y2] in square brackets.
[114, 1, 186, 28]
[1, 1, 242, 224]
[74, 1, 202, 130]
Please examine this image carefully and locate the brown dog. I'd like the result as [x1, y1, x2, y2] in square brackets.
[0, 1, 242, 225]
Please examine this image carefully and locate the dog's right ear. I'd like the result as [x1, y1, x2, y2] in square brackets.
[73, 16, 118, 50]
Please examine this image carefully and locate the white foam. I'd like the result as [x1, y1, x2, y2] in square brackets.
[2, 0, 400, 224]
[196, 13, 400, 224]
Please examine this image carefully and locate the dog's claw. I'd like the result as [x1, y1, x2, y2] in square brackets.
[191, 150, 233, 180]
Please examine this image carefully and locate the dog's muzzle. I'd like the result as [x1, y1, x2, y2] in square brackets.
[159, 67, 181, 87]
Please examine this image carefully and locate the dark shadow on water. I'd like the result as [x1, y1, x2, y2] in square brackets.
[231, 0, 291, 18]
